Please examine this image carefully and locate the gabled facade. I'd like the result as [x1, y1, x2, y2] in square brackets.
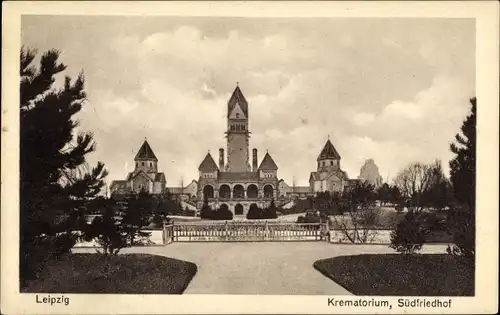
[110, 140, 166, 196]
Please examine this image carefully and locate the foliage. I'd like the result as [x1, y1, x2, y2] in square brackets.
[22, 253, 198, 294]
[83, 208, 127, 255]
[199, 194, 213, 219]
[314, 254, 474, 296]
[211, 204, 234, 220]
[121, 190, 152, 245]
[389, 212, 428, 254]
[261, 199, 278, 219]
[331, 182, 381, 243]
[20, 47, 107, 283]
[246, 203, 262, 219]
[447, 98, 476, 262]
[377, 183, 392, 206]
[421, 160, 453, 210]
[394, 160, 452, 213]
[156, 192, 182, 216]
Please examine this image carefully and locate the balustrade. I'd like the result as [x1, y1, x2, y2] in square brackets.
[166, 221, 326, 242]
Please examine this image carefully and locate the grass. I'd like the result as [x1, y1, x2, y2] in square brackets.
[22, 253, 197, 294]
[314, 254, 474, 296]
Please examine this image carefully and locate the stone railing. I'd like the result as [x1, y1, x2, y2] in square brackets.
[168, 221, 327, 242]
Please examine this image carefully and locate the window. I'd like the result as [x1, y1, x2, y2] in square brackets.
[142, 162, 144, 166]
[236, 113, 240, 118]
[242, 125, 245, 130]
[150, 162, 153, 167]
[331, 161, 333, 166]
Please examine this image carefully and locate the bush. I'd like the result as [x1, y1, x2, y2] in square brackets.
[390, 212, 428, 254]
[212, 204, 233, 220]
[83, 210, 127, 255]
[200, 204, 213, 219]
[246, 204, 262, 219]
[446, 207, 475, 262]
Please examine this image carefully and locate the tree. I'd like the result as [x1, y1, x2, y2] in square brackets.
[390, 211, 428, 254]
[394, 162, 435, 212]
[121, 190, 153, 245]
[199, 194, 213, 219]
[82, 206, 126, 256]
[389, 185, 402, 206]
[447, 98, 476, 261]
[212, 204, 233, 220]
[262, 199, 278, 219]
[246, 204, 262, 220]
[377, 183, 392, 206]
[331, 182, 381, 243]
[421, 160, 453, 211]
[20, 47, 107, 283]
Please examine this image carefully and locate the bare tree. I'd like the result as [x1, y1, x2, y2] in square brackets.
[394, 162, 434, 213]
[331, 181, 381, 243]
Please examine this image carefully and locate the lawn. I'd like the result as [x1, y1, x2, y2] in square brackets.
[314, 254, 474, 296]
[22, 253, 197, 294]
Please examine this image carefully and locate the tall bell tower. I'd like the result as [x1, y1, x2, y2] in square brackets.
[225, 84, 251, 172]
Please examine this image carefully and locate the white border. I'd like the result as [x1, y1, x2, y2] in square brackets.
[2, 1, 499, 314]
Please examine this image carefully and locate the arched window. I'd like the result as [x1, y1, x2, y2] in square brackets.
[219, 185, 231, 198]
[233, 185, 245, 199]
[331, 161, 333, 166]
[263, 185, 274, 198]
[203, 185, 214, 199]
[247, 184, 258, 198]
[142, 162, 144, 166]
[150, 162, 153, 167]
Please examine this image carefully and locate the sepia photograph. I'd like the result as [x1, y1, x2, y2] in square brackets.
[2, 1, 499, 314]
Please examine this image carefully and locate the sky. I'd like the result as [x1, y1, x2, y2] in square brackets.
[21, 16, 475, 187]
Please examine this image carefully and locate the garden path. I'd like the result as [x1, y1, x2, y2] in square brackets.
[75, 243, 449, 295]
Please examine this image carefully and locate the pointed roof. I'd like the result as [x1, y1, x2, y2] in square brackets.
[317, 139, 341, 161]
[258, 152, 278, 170]
[198, 152, 219, 171]
[227, 85, 248, 118]
[134, 140, 158, 161]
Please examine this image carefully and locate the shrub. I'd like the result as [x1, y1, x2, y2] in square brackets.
[246, 204, 262, 219]
[446, 206, 475, 262]
[390, 212, 428, 254]
[212, 204, 233, 220]
[83, 210, 127, 255]
[200, 204, 213, 219]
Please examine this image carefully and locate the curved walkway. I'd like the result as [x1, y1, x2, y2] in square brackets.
[74, 243, 449, 295]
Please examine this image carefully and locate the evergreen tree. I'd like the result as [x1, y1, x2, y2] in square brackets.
[447, 98, 476, 260]
[121, 190, 153, 245]
[200, 194, 213, 219]
[449, 98, 476, 212]
[376, 183, 392, 206]
[421, 160, 453, 210]
[20, 47, 107, 283]
[262, 199, 278, 219]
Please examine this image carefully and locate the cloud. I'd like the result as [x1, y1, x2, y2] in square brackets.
[21, 17, 475, 187]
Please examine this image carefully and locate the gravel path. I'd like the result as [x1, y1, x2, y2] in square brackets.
[74, 243, 449, 295]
